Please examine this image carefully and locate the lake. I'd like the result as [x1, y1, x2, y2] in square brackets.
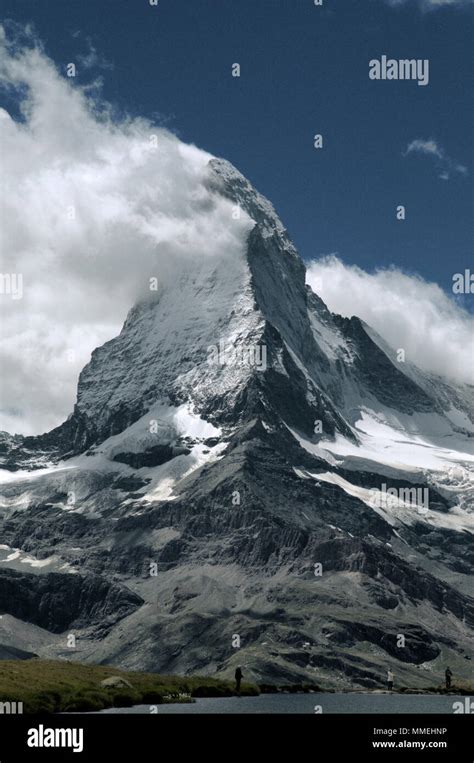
[97, 693, 467, 714]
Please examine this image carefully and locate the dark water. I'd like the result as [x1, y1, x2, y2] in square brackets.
[97, 693, 468, 714]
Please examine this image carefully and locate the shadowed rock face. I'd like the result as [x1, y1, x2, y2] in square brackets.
[0, 157, 472, 688]
[112, 444, 191, 469]
[0, 644, 37, 660]
[0, 569, 143, 634]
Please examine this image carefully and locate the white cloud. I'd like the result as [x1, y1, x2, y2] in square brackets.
[383, 0, 471, 10]
[306, 256, 474, 385]
[405, 139, 443, 159]
[71, 32, 114, 72]
[403, 138, 468, 180]
[0, 25, 252, 435]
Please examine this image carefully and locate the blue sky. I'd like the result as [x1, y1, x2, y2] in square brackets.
[1, 0, 472, 294]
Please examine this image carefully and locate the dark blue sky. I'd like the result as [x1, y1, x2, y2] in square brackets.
[2, 0, 473, 300]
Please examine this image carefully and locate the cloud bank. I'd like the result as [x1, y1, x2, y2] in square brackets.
[306, 256, 474, 385]
[0, 25, 251, 435]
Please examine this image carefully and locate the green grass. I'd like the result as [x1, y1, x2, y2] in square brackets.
[0, 659, 260, 713]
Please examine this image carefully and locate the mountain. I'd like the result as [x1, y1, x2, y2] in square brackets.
[0, 158, 473, 689]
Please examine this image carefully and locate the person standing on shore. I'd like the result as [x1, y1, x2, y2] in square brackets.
[387, 669, 394, 691]
[235, 666, 243, 694]
[445, 667, 453, 690]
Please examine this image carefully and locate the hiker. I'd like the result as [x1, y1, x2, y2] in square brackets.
[445, 667, 453, 690]
[387, 669, 394, 691]
[235, 666, 243, 694]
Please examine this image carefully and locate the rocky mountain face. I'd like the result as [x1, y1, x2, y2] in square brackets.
[0, 158, 473, 689]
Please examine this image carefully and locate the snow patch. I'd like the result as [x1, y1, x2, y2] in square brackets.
[295, 468, 474, 534]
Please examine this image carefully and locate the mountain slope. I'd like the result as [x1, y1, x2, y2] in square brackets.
[0, 157, 472, 688]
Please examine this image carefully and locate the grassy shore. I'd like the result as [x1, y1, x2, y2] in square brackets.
[0, 660, 471, 713]
[0, 659, 259, 713]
